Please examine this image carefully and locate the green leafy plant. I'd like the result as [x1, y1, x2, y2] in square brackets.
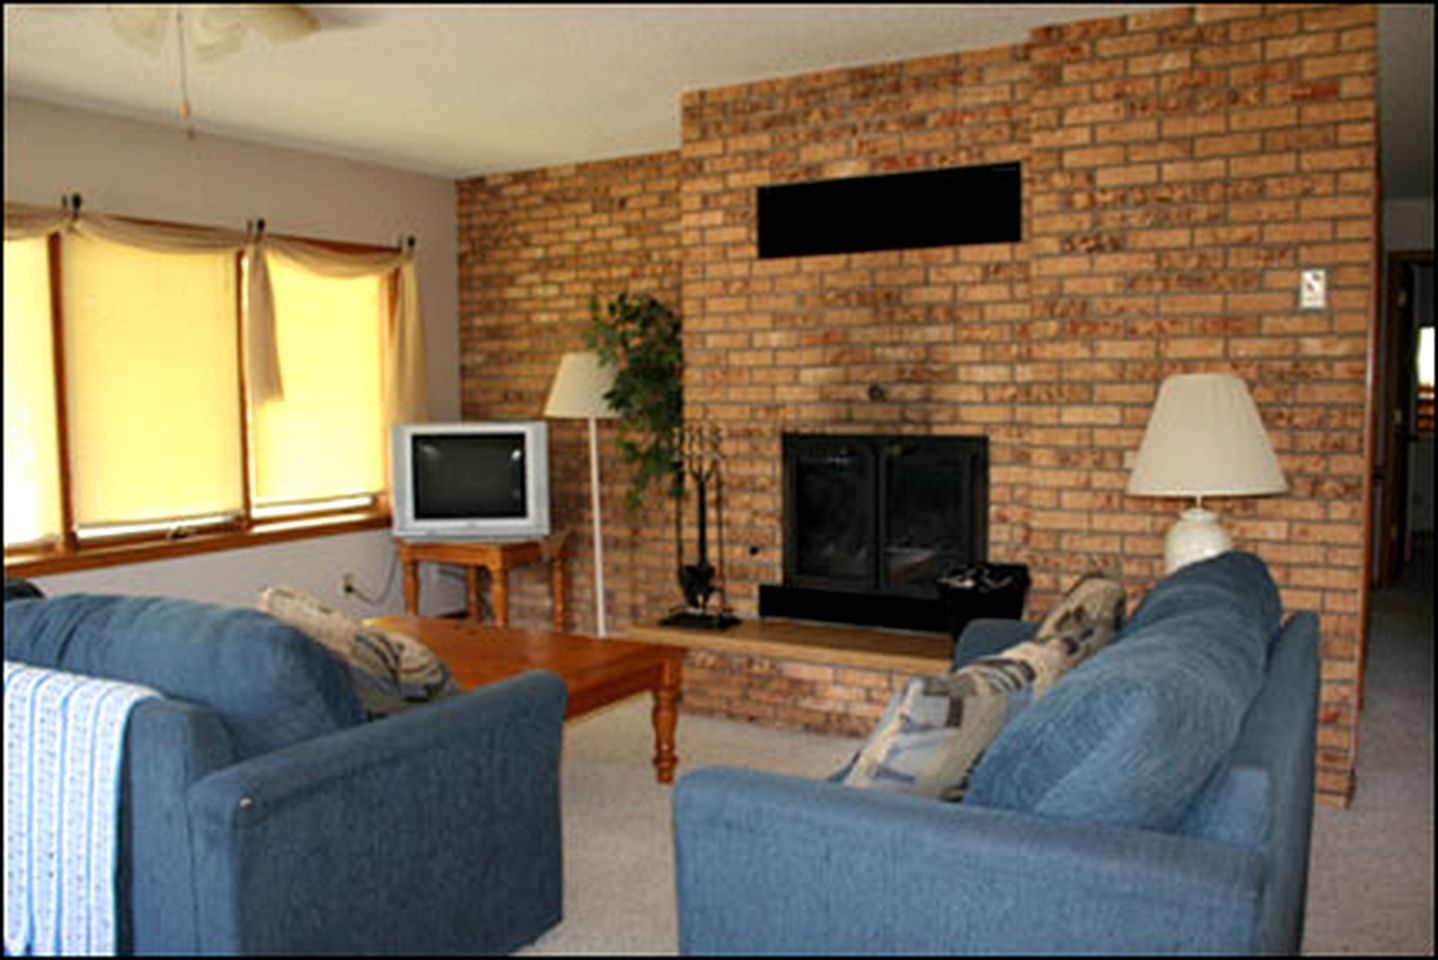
[584, 291, 683, 508]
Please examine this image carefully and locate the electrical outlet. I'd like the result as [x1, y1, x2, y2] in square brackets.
[340, 573, 357, 595]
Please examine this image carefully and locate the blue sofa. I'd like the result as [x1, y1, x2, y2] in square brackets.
[4, 584, 567, 955]
[673, 552, 1319, 955]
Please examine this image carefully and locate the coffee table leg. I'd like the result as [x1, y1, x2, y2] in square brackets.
[652, 658, 681, 784]
[403, 558, 420, 615]
[492, 566, 510, 627]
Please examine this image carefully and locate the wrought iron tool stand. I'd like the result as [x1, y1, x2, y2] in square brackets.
[660, 423, 739, 629]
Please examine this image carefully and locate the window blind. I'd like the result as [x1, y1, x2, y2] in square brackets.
[60, 233, 244, 534]
[3, 238, 64, 547]
[250, 253, 385, 509]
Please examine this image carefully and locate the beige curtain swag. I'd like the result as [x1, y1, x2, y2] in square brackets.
[3, 202, 428, 424]
[263, 236, 429, 424]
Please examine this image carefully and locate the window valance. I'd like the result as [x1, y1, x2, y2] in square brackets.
[3, 202, 427, 423]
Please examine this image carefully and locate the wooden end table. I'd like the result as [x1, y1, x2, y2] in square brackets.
[396, 531, 569, 631]
[371, 615, 685, 784]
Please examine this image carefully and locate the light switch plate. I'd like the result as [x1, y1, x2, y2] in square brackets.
[1300, 268, 1327, 310]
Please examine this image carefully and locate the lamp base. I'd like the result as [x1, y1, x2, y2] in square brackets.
[1164, 507, 1232, 574]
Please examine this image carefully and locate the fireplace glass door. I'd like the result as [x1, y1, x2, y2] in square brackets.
[881, 440, 986, 596]
[782, 434, 987, 599]
[789, 439, 876, 589]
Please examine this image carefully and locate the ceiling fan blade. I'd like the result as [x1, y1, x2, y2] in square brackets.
[243, 4, 321, 42]
[107, 5, 170, 57]
[188, 7, 247, 62]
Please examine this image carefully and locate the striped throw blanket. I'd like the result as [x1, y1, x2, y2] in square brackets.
[4, 661, 158, 957]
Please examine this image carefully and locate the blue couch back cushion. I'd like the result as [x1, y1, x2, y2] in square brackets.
[3, 593, 364, 760]
[962, 551, 1280, 831]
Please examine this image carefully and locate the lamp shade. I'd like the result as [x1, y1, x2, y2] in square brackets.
[1127, 373, 1287, 499]
[543, 352, 618, 420]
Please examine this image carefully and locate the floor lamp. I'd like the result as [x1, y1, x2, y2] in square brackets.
[544, 352, 618, 637]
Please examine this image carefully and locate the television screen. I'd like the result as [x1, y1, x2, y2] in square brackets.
[412, 434, 527, 520]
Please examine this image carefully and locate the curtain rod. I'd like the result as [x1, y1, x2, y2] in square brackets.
[56, 195, 415, 253]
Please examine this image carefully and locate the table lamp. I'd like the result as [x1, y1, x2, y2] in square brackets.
[544, 352, 618, 637]
[1127, 372, 1287, 573]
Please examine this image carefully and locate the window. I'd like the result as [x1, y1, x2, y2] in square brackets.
[252, 256, 386, 515]
[62, 233, 244, 538]
[3, 237, 63, 548]
[3, 207, 424, 571]
[1418, 326, 1434, 434]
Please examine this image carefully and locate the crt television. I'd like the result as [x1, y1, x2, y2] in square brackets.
[391, 421, 551, 540]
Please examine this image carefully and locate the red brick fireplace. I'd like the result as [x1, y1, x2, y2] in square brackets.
[458, 4, 1379, 806]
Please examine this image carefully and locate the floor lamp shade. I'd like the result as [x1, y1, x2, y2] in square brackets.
[543, 353, 618, 420]
[544, 353, 618, 636]
[1127, 373, 1287, 572]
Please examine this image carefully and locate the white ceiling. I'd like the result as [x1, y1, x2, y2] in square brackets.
[3, 4, 1433, 198]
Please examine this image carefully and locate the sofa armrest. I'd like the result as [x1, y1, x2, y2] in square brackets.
[674, 766, 1265, 956]
[187, 670, 566, 956]
[952, 617, 1036, 668]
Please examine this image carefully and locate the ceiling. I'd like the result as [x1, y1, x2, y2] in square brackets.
[3, 4, 1433, 198]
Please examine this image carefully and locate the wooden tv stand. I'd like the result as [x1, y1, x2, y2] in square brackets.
[396, 531, 570, 630]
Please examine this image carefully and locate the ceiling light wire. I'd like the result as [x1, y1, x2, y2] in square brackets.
[175, 7, 196, 140]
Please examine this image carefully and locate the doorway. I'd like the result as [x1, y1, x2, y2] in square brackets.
[1372, 251, 1435, 589]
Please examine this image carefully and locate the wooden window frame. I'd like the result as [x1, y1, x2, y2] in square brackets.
[4, 213, 400, 579]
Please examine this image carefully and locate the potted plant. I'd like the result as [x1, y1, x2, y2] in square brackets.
[584, 291, 683, 509]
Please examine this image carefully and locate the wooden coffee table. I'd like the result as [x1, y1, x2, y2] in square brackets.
[371, 615, 685, 784]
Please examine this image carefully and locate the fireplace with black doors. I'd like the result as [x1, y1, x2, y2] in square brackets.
[758, 433, 991, 633]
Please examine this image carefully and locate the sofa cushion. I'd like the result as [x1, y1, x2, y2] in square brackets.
[2, 593, 364, 760]
[842, 573, 1125, 801]
[1121, 549, 1281, 656]
[962, 551, 1277, 830]
[258, 585, 459, 718]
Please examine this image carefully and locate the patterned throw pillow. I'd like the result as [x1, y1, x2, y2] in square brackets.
[1030, 570, 1128, 666]
[840, 571, 1126, 802]
[257, 586, 459, 719]
[841, 658, 1038, 801]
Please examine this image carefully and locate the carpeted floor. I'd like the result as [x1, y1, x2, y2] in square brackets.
[1302, 537, 1435, 955]
[520, 541, 1435, 956]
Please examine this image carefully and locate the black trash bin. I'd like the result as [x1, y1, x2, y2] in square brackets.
[935, 562, 1031, 641]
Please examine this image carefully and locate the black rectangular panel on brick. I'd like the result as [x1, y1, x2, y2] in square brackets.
[757, 162, 1020, 259]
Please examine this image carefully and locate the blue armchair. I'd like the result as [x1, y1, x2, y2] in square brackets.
[673, 553, 1319, 955]
[4, 585, 566, 955]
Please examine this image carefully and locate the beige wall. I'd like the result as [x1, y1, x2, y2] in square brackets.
[4, 96, 463, 616]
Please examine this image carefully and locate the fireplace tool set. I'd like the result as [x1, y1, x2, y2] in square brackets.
[661, 423, 739, 630]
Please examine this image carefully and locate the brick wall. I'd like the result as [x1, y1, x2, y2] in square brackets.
[684, 651, 903, 738]
[458, 4, 1378, 805]
[456, 153, 684, 633]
